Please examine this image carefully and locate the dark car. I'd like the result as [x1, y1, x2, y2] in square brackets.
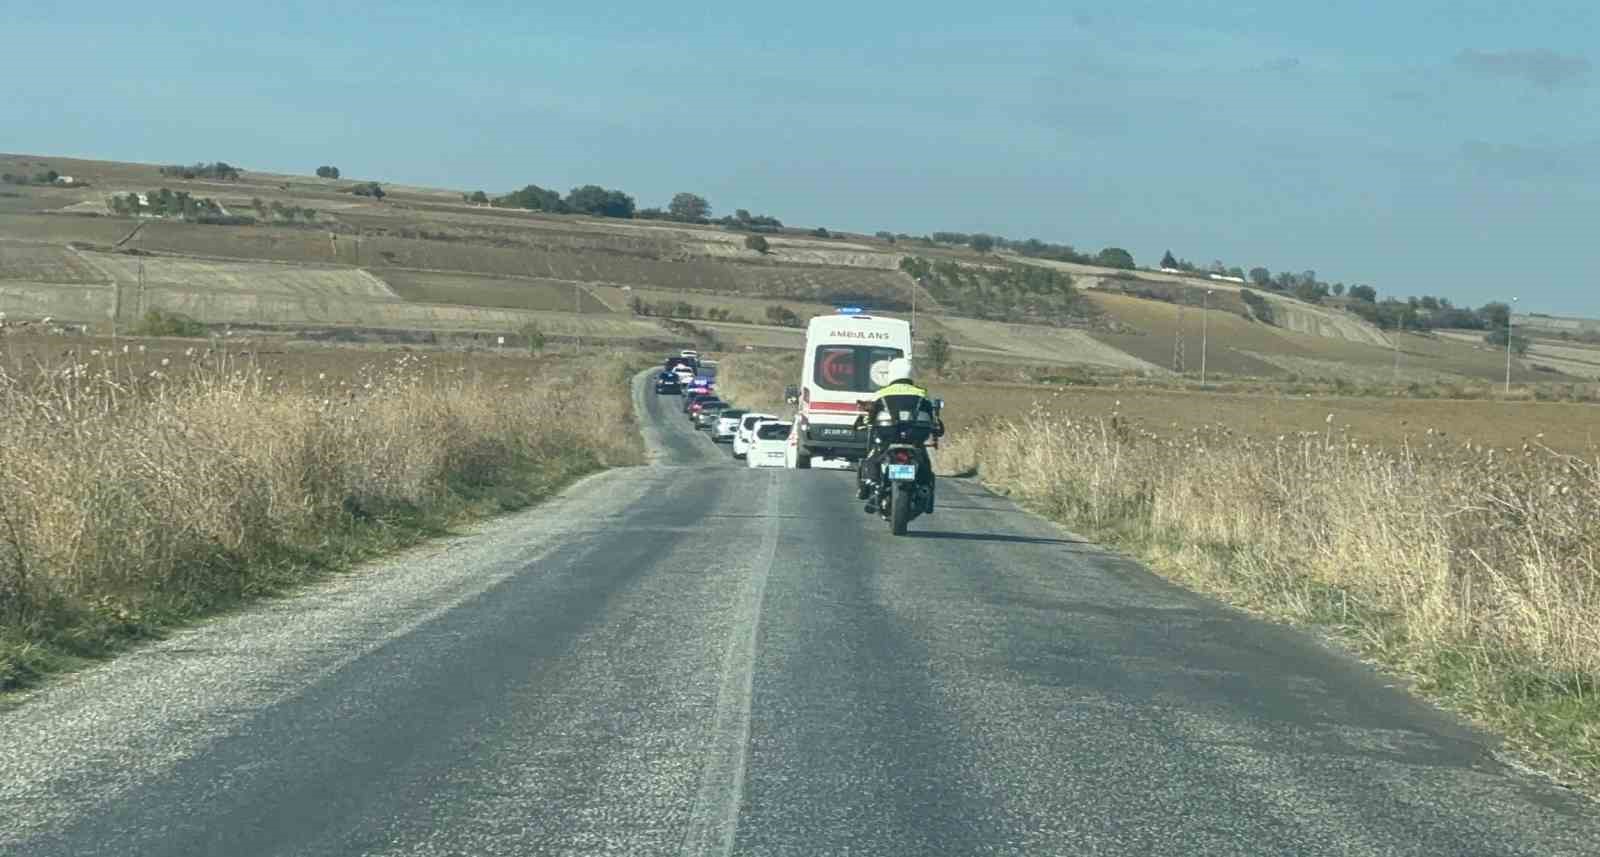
[654, 372, 681, 394]
[691, 399, 729, 428]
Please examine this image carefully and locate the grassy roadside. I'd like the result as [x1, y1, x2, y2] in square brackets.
[714, 352, 798, 417]
[0, 345, 646, 696]
[940, 408, 1600, 794]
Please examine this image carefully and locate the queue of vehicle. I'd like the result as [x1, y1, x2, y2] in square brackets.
[651, 309, 944, 535]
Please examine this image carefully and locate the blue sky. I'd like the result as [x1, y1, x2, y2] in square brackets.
[4, 1, 1597, 314]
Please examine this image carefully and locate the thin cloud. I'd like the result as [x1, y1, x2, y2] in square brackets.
[1460, 140, 1585, 180]
[1454, 49, 1591, 90]
[1257, 57, 1302, 75]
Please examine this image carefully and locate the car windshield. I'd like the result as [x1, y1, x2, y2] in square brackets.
[756, 423, 792, 440]
[742, 415, 770, 429]
[813, 345, 904, 393]
[720, 410, 745, 420]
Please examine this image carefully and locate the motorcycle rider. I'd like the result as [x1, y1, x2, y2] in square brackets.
[854, 357, 944, 514]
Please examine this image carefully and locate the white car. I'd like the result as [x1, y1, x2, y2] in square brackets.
[747, 421, 793, 468]
[732, 412, 778, 459]
[712, 409, 747, 443]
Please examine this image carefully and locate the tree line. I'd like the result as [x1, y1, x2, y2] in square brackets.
[112, 188, 230, 221]
[1158, 249, 1521, 336]
[899, 256, 1085, 325]
[1, 168, 77, 186]
[159, 162, 241, 181]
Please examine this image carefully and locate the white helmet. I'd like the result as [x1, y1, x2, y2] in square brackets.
[884, 357, 914, 385]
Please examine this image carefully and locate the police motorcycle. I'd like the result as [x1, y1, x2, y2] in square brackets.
[857, 393, 943, 536]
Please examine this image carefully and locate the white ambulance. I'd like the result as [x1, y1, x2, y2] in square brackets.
[784, 309, 912, 469]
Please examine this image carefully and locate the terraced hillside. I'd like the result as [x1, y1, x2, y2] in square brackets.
[0, 152, 1560, 384]
[1084, 291, 1552, 383]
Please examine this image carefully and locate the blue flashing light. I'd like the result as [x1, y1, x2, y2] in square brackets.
[836, 306, 864, 315]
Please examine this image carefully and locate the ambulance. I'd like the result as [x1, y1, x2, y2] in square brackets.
[784, 308, 912, 469]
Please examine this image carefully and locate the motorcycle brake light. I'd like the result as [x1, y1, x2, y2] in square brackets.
[891, 449, 913, 464]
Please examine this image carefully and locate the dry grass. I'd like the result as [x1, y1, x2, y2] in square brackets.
[0, 242, 107, 283]
[944, 405, 1600, 790]
[934, 384, 1600, 454]
[376, 269, 611, 313]
[1084, 292, 1555, 384]
[714, 352, 798, 416]
[0, 340, 644, 692]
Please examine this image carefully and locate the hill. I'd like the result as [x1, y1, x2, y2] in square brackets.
[0, 152, 1571, 384]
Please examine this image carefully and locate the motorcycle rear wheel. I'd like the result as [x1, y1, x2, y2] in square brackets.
[890, 483, 912, 535]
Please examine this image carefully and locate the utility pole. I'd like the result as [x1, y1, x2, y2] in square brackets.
[1392, 317, 1401, 383]
[1173, 292, 1187, 373]
[1201, 289, 1212, 386]
[1504, 296, 1518, 394]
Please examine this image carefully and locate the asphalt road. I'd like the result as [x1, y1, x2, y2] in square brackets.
[2, 373, 1595, 856]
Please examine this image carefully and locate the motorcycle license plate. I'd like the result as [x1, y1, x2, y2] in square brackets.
[886, 464, 918, 482]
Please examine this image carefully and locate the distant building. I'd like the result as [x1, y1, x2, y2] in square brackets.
[1159, 267, 1184, 274]
[54, 175, 75, 185]
[1207, 273, 1246, 284]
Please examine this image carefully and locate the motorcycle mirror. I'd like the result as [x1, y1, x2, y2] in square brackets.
[932, 398, 945, 412]
[784, 385, 799, 404]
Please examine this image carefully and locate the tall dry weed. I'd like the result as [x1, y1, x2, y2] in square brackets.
[715, 353, 800, 417]
[943, 405, 1600, 784]
[0, 348, 642, 689]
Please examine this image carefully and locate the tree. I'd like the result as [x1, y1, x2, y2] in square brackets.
[970, 234, 996, 253]
[565, 185, 635, 218]
[875, 230, 896, 243]
[1095, 247, 1135, 269]
[1240, 289, 1275, 325]
[1161, 250, 1179, 269]
[765, 305, 801, 327]
[466, 190, 488, 204]
[1484, 327, 1528, 354]
[1332, 282, 1345, 297]
[520, 322, 546, 354]
[1249, 267, 1272, 287]
[498, 184, 564, 212]
[1348, 284, 1377, 303]
[812, 227, 831, 238]
[744, 234, 770, 254]
[1292, 280, 1328, 304]
[1479, 301, 1512, 331]
[668, 192, 710, 221]
[316, 166, 341, 179]
[926, 334, 953, 375]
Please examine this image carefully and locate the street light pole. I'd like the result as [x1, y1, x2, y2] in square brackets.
[1201, 289, 1212, 386]
[1392, 317, 1401, 383]
[1504, 296, 1518, 394]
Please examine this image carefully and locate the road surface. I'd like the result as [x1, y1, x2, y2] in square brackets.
[1, 373, 1593, 856]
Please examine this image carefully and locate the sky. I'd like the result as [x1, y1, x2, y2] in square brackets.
[3, 1, 1597, 315]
